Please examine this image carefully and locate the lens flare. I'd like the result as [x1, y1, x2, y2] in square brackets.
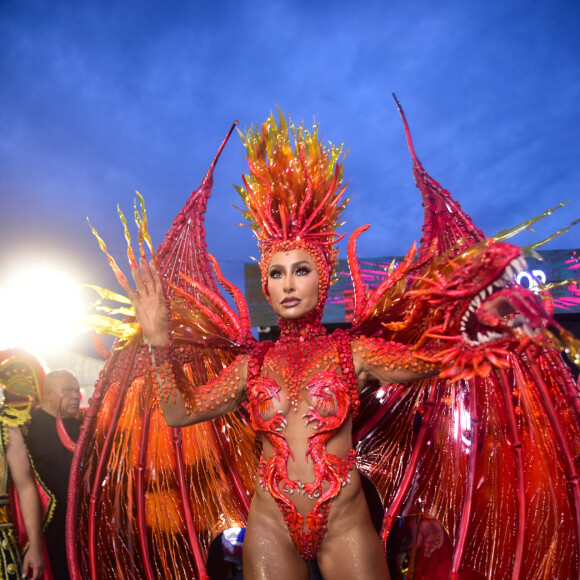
[0, 263, 84, 352]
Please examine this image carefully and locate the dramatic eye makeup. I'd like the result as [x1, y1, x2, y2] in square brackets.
[295, 264, 312, 275]
[268, 260, 313, 278]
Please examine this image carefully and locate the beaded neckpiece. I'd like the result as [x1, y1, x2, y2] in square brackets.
[273, 310, 331, 410]
[277, 309, 327, 344]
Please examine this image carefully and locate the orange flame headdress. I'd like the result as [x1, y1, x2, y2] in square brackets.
[236, 110, 350, 302]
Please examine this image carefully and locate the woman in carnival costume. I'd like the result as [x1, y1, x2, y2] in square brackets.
[71, 103, 580, 579]
[122, 118, 446, 578]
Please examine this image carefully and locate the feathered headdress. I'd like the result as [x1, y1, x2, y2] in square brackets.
[236, 109, 349, 299]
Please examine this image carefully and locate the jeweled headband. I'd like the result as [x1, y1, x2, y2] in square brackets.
[236, 110, 350, 304]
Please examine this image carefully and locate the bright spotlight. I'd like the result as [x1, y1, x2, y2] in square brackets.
[0, 262, 85, 352]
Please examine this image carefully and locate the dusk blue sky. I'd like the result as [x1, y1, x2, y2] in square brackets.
[1, 0, 579, 346]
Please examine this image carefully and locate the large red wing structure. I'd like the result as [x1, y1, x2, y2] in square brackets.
[68, 106, 580, 580]
[353, 99, 580, 578]
[67, 125, 260, 580]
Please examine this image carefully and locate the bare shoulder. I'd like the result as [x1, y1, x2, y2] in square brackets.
[349, 335, 383, 380]
[349, 335, 391, 350]
[350, 335, 438, 385]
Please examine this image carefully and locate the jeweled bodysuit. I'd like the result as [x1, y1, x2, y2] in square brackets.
[246, 312, 359, 560]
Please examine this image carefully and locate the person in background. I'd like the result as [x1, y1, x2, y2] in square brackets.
[25, 370, 81, 580]
[0, 357, 46, 579]
[3, 425, 46, 579]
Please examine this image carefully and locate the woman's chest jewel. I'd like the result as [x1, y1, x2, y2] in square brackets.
[250, 368, 350, 428]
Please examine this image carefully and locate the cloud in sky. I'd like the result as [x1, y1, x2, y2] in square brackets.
[1, 0, 579, 310]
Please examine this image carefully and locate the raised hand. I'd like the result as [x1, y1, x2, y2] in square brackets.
[119, 256, 170, 345]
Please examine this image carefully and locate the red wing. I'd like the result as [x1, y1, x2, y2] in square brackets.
[69, 125, 260, 580]
[353, 99, 580, 578]
[357, 352, 580, 578]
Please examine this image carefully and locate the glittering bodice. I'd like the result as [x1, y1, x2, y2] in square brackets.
[247, 315, 357, 429]
[245, 315, 360, 559]
[254, 335, 342, 411]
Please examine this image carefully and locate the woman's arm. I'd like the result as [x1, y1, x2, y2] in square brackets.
[149, 347, 248, 427]
[5, 427, 45, 580]
[352, 335, 439, 387]
[120, 256, 249, 427]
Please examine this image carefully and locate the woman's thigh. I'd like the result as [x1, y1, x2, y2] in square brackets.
[316, 505, 390, 580]
[317, 526, 390, 580]
[243, 505, 310, 580]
